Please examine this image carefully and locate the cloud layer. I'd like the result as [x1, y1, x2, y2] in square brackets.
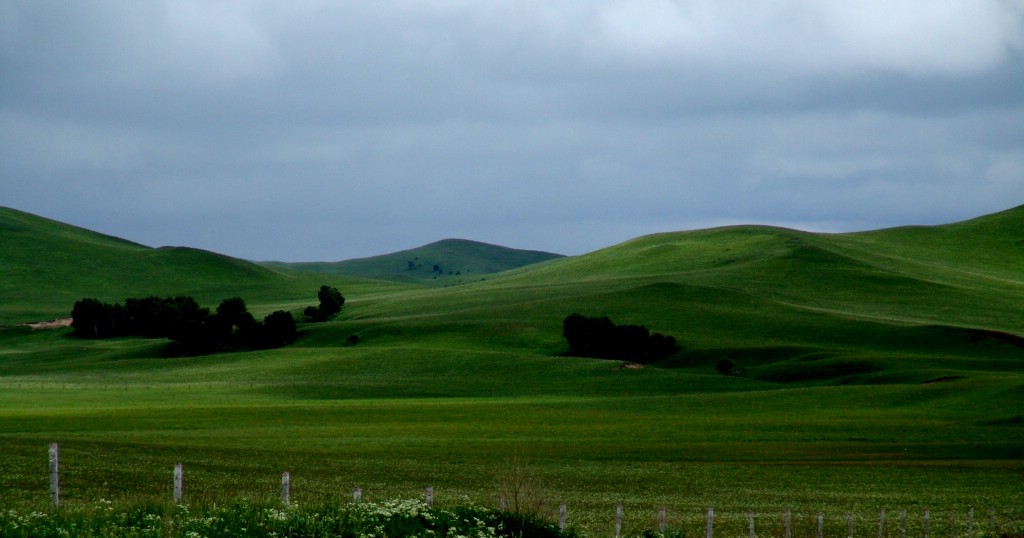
[3, 1, 1022, 260]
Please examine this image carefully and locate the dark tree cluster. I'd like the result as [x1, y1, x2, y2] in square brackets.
[71, 295, 297, 356]
[304, 285, 345, 322]
[562, 313, 678, 363]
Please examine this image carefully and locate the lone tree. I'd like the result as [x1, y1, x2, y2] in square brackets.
[305, 285, 345, 322]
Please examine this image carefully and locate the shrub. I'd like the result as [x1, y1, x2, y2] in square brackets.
[562, 313, 678, 363]
[306, 285, 345, 322]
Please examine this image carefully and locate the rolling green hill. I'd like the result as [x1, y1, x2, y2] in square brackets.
[1, 205, 1022, 534]
[331, 204, 1022, 387]
[0, 207, 405, 324]
[261, 238, 564, 282]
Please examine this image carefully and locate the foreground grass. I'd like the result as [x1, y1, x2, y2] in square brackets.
[1, 377, 1021, 535]
[1, 322, 1022, 538]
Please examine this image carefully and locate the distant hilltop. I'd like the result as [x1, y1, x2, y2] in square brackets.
[259, 238, 565, 282]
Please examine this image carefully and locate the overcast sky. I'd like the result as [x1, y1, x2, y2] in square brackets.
[3, 1, 1023, 261]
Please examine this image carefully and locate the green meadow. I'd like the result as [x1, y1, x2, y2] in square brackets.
[1, 206, 1022, 536]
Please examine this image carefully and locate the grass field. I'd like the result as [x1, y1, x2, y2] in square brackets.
[1, 205, 1022, 536]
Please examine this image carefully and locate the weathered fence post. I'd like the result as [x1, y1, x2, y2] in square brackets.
[989, 508, 995, 535]
[353, 487, 362, 503]
[559, 503, 567, 531]
[784, 509, 792, 538]
[748, 510, 755, 538]
[281, 472, 290, 506]
[425, 486, 433, 507]
[498, 496, 506, 511]
[900, 509, 907, 538]
[706, 507, 714, 538]
[48, 443, 59, 507]
[614, 504, 622, 538]
[924, 510, 930, 538]
[658, 507, 666, 533]
[968, 507, 974, 537]
[817, 512, 824, 538]
[847, 513, 853, 538]
[878, 508, 886, 538]
[173, 463, 184, 503]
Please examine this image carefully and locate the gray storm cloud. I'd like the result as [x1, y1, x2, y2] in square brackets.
[2, 1, 1022, 261]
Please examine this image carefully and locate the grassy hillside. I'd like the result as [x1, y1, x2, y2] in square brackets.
[262, 238, 563, 282]
[1, 205, 1022, 535]
[0, 207, 410, 324]
[329, 205, 1023, 385]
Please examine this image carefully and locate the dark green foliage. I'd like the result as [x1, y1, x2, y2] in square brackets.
[122, 295, 207, 339]
[72, 295, 295, 356]
[215, 296, 252, 327]
[70, 298, 126, 338]
[261, 310, 297, 348]
[562, 313, 678, 363]
[319, 285, 345, 314]
[306, 285, 345, 321]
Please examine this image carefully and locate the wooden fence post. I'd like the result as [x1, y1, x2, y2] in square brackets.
[281, 472, 290, 506]
[498, 496, 506, 511]
[173, 463, 184, 503]
[706, 507, 714, 538]
[658, 507, 666, 533]
[353, 487, 362, 503]
[784, 509, 792, 538]
[968, 507, 974, 537]
[989, 508, 995, 535]
[901, 509, 907, 538]
[48, 443, 59, 507]
[924, 510, 930, 538]
[425, 486, 433, 507]
[878, 508, 886, 538]
[949, 511, 955, 538]
[614, 504, 622, 538]
[847, 513, 853, 538]
[559, 503, 567, 531]
[748, 510, 755, 538]
[817, 512, 824, 538]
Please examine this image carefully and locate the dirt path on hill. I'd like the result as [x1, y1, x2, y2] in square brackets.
[25, 317, 72, 330]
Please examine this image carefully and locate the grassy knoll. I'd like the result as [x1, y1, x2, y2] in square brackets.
[0, 207, 412, 324]
[1, 205, 1023, 536]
